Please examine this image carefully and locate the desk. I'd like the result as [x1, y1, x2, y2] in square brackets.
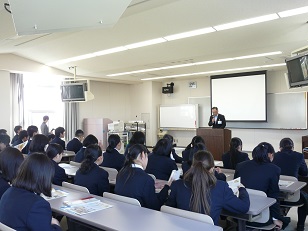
[61, 151, 76, 163]
[59, 163, 78, 176]
[49, 186, 223, 231]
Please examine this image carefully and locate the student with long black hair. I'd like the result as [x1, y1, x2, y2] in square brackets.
[0, 153, 61, 230]
[0, 147, 24, 198]
[124, 131, 149, 156]
[162, 134, 183, 163]
[74, 144, 109, 196]
[46, 143, 67, 186]
[166, 150, 249, 225]
[29, 134, 49, 154]
[115, 144, 170, 210]
[222, 137, 249, 169]
[182, 136, 205, 162]
[74, 134, 98, 163]
[102, 134, 125, 171]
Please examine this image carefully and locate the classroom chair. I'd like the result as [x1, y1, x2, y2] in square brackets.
[0, 222, 16, 231]
[160, 205, 214, 225]
[245, 189, 276, 230]
[62, 182, 89, 193]
[69, 161, 81, 167]
[100, 167, 118, 182]
[148, 173, 156, 180]
[103, 192, 141, 207]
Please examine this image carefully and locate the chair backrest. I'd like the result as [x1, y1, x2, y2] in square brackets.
[279, 175, 300, 202]
[0, 222, 16, 231]
[100, 167, 118, 182]
[62, 182, 90, 193]
[160, 205, 214, 225]
[148, 173, 156, 180]
[69, 161, 81, 167]
[103, 192, 141, 207]
[246, 189, 269, 223]
[221, 168, 235, 175]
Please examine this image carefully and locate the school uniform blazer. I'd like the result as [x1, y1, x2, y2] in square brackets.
[74, 164, 110, 196]
[66, 138, 83, 154]
[171, 149, 183, 163]
[11, 134, 19, 145]
[101, 149, 125, 172]
[181, 163, 226, 181]
[208, 114, 226, 129]
[12, 139, 22, 147]
[182, 148, 191, 162]
[0, 176, 10, 199]
[145, 154, 178, 181]
[52, 160, 68, 186]
[22, 139, 32, 154]
[0, 187, 61, 231]
[74, 147, 86, 163]
[50, 137, 65, 150]
[273, 150, 308, 178]
[115, 167, 169, 210]
[234, 160, 282, 220]
[222, 151, 249, 170]
[166, 179, 249, 225]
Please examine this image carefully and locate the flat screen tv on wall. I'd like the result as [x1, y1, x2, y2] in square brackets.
[285, 52, 308, 88]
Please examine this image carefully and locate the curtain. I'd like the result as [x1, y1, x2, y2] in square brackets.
[64, 102, 79, 141]
[10, 73, 25, 132]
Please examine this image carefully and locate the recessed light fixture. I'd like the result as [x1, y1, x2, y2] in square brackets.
[278, 6, 308, 18]
[124, 38, 167, 49]
[164, 27, 216, 41]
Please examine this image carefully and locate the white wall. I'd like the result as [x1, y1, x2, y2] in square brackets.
[0, 71, 12, 135]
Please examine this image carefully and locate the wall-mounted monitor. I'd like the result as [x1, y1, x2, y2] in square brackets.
[285, 52, 308, 88]
[61, 83, 86, 102]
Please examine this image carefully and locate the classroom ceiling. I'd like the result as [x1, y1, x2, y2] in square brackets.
[0, 0, 308, 84]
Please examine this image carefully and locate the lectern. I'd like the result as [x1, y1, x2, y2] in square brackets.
[196, 128, 231, 161]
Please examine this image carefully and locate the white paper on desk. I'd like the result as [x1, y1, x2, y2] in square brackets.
[61, 199, 112, 216]
[168, 170, 181, 182]
[279, 180, 294, 187]
[227, 177, 241, 196]
[41, 188, 69, 201]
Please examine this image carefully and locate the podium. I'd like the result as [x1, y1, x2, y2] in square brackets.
[196, 128, 231, 161]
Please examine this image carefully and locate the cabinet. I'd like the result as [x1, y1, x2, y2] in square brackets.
[124, 122, 146, 145]
[107, 131, 128, 154]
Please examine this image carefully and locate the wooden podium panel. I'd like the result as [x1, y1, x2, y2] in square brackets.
[196, 128, 231, 161]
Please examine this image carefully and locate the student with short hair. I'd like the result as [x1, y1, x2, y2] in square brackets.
[74, 144, 109, 196]
[51, 127, 65, 150]
[12, 130, 28, 147]
[0, 147, 24, 198]
[0, 129, 7, 135]
[115, 144, 171, 210]
[11, 125, 22, 145]
[145, 138, 178, 181]
[46, 143, 67, 186]
[102, 134, 125, 171]
[0, 153, 61, 230]
[0, 134, 10, 152]
[66, 129, 84, 153]
[222, 137, 249, 170]
[166, 150, 250, 226]
[29, 134, 49, 154]
[74, 134, 98, 163]
[22, 125, 38, 154]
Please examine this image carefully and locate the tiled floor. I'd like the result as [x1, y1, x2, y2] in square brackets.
[284, 207, 307, 231]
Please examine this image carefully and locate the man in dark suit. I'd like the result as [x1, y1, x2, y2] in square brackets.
[66, 129, 84, 153]
[208, 106, 226, 128]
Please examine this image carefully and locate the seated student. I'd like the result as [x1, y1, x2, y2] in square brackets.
[12, 130, 28, 147]
[182, 136, 205, 162]
[50, 127, 66, 150]
[48, 134, 55, 143]
[0, 129, 7, 135]
[0, 153, 61, 230]
[22, 125, 38, 154]
[0, 147, 24, 199]
[145, 138, 178, 181]
[74, 144, 109, 196]
[102, 134, 125, 172]
[74, 134, 98, 163]
[163, 134, 183, 163]
[222, 137, 249, 170]
[166, 150, 250, 225]
[46, 143, 68, 186]
[234, 142, 290, 230]
[66, 129, 84, 153]
[115, 144, 170, 210]
[124, 131, 149, 156]
[0, 134, 10, 152]
[29, 134, 49, 154]
[273, 138, 308, 231]
[11, 125, 22, 145]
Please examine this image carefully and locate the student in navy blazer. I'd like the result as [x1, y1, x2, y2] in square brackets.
[272, 138, 308, 231]
[22, 125, 38, 154]
[222, 137, 249, 170]
[182, 136, 205, 162]
[102, 134, 125, 171]
[74, 144, 110, 196]
[162, 134, 183, 163]
[12, 130, 28, 147]
[50, 127, 66, 150]
[145, 138, 178, 180]
[166, 150, 249, 225]
[11, 125, 22, 145]
[46, 143, 68, 186]
[74, 134, 98, 163]
[124, 131, 150, 156]
[0, 153, 61, 230]
[234, 142, 290, 230]
[0, 147, 24, 199]
[115, 144, 171, 210]
[66, 129, 84, 153]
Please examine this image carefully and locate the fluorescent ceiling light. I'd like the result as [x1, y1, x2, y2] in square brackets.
[164, 27, 215, 41]
[124, 38, 166, 49]
[141, 63, 285, 81]
[278, 6, 308, 18]
[214, 14, 279, 31]
[107, 51, 282, 77]
[92, 46, 127, 56]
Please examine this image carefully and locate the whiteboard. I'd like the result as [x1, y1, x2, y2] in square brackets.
[188, 97, 211, 128]
[159, 104, 199, 129]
